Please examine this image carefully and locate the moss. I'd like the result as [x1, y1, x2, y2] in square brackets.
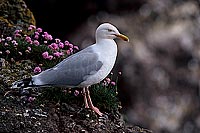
[0, 0, 36, 36]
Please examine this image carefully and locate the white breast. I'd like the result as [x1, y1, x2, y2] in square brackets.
[80, 40, 117, 87]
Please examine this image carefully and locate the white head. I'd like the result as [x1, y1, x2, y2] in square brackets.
[95, 23, 129, 43]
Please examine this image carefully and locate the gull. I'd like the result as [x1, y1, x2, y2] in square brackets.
[11, 23, 129, 116]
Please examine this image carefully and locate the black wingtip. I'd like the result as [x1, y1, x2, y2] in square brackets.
[11, 77, 34, 89]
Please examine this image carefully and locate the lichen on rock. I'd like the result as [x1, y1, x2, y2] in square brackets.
[0, 0, 36, 36]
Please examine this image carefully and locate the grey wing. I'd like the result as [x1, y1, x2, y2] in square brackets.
[37, 52, 103, 87]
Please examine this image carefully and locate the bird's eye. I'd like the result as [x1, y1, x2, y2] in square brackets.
[108, 29, 113, 32]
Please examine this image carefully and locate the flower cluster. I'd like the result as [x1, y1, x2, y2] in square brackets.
[101, 71, 122, 88]
[104, 77, 116, 86]
[0, 25, 79, 72]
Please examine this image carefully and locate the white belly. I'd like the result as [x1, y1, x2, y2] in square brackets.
[80, 40, 117, 87]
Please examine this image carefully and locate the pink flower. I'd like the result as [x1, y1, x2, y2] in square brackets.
[5, 50, 10, 54]
[66, 50, 71, 55]
[64, 41, 69, 46]
[106, 78, 111, 84]
[33, 40, 40, 46]
[25, 50, 30, 53]
[48, 45, 53, 49]
[14, 33, 21, 37]
[69, 48, 73, 53]
[58, 42, 64, 48]
[27, 47, 31, 51]
[28, 27, 32, 30]
[42, 52, 54, 60]
[49, 43, 59, 50]
[11, 40, 18, 45]
[55, 38, 61, 43]
[53, 52, 63, 57]
[74, 90, 79, 96]
[111, 81, 116, 86]
[25, 36, 32, 44]
[34, 35, 39, 39]
[6, 37, 12, 41]
[53, 52, 60, 57]
[28, 25, 36, 30]
[37, 28, 42, 33]
[18, 52, 22, 55]
[74, 46, 79, 50]
[48, 55, 53, 60]
[34, 32, 39, 35]
[34, 66, 42, 73]
[14, 30, 21, 34]
[42, 51, 49, 59]
[68, 43, 73, 48]
[42, 32, 53, 40]
[28, 97, 35, 102]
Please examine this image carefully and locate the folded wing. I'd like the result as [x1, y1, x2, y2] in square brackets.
[35, 50, 103, 87]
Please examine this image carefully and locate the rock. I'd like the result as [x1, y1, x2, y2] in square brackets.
[0, 0, 36, 36]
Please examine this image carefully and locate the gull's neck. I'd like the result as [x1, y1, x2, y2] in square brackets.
[96, 38, 116, 46]
[94, 38, 117, 56]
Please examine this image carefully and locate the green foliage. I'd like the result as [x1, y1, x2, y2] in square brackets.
[90, 74, 121, 112]
[36, 87, 82, 105]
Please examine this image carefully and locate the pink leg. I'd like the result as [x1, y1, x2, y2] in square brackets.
[83, 88, 89, 108]
[85, 87, 103, 116]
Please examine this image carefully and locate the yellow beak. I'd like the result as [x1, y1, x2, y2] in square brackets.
[115, 34, 129, 42]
